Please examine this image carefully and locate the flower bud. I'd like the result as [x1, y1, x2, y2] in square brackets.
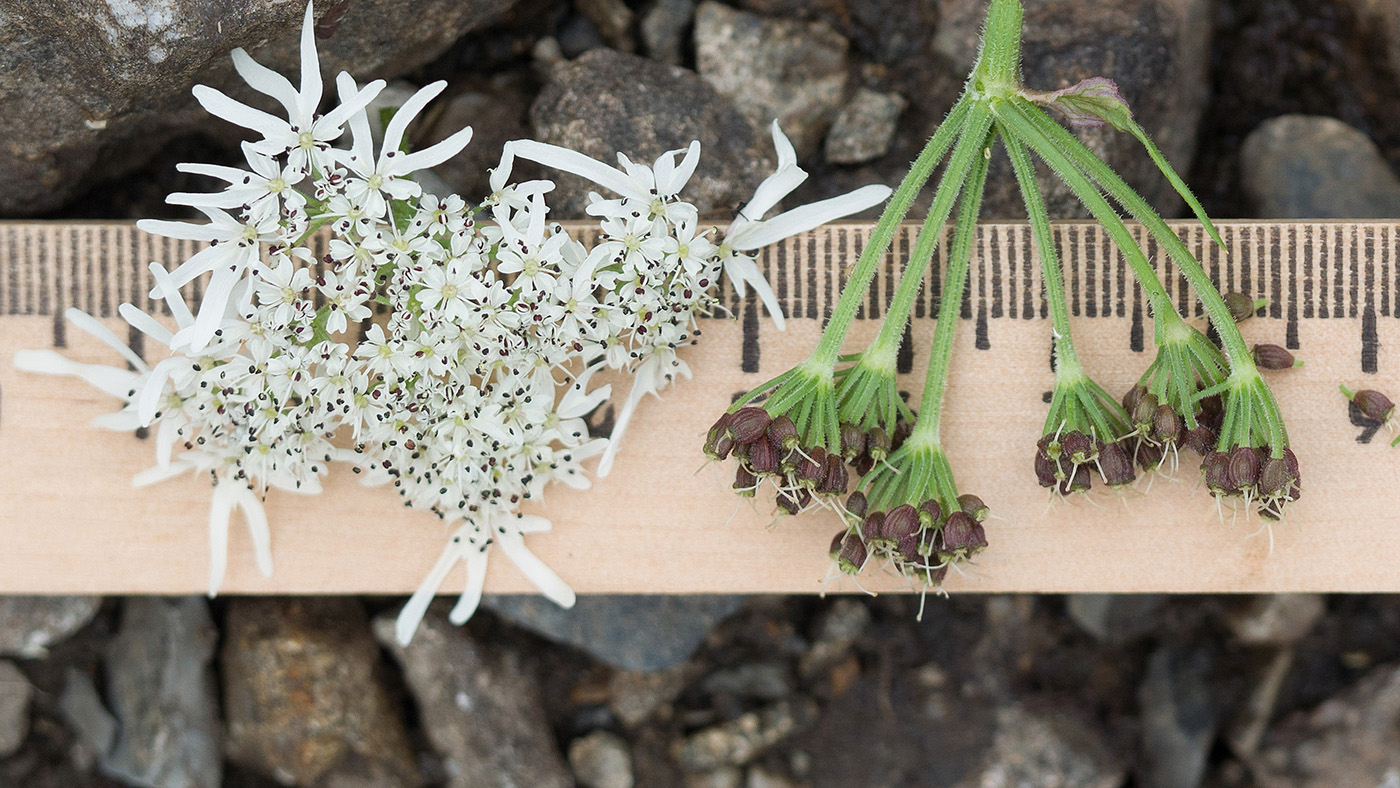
[884, 504, 920, 542]
[1098, 442, 1135, 487]
[1034, 450, 1060, 487]
[1132, 392, 1160, 429]
[733, 465, 757, 496]
[958, 493, 989, 522]
[1136, 440, 1164, 472]
[1062, 431, 1094, 464]
[765, 414, 798, 450]
[828, 530, 846, 559]
[710, 431, 736, 460]
[730, 407, 771, 444]
[838, 534, 868, 574]
[1122, 384, 1148, 415]
[1182, 426, 1214, 455]
[840, 422, 866, 461]
[819, 454, 849, 495]
[1227, 446, 1261, 490]
[939, 511, 987, 561]
[1224, 291, 1257, 322]
[845, 491, 869, 519]
[1352, 389, 1396, 422]
[749, 436, 779, 475]
[1253, 343, 1297, 370]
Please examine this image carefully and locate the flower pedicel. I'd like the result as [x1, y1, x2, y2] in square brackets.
[708, 0, 1302, 592]
[13, 3, 889, 645]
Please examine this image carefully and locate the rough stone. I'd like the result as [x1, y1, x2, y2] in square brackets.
[694, 2, 850, 157]
[569, 730, 634, 788]
[797, 599, 870, 680]
[1225, 649, 1293, 758]
[824, 88, 906, 165]
[955, 705, 1125, 788]
[0, 596, 101, 658]
[1224, 594, 1327, 646]
[686, 767, 744, 788]
[427, 75, 533, 202]
[672, 699, 819, 772]
[1350, 0, 1400, 87]
[732, 0, 939, 65]
[1066, 594, 1165, 644]
[0, 660, 32, 757]
[532, 48, 766, 218]
[577, 0, 637, 52]
[642, 0, 697, 65]
[373, 607, 572, 788]
[102, 598, 221, 788]
[223, 598, 416, 787]
[700, 662, 793, 701]
[1139, 645, 1216, 788]
[0, 0, 519, 216]
[934, 0, 1213, 219]
[57, 667, 117, 770]
[487, 593, 746, 671]
[1240, 115, 1400, 219]
[610, 663, 699, 728]
[1255, 663, 1400, 787]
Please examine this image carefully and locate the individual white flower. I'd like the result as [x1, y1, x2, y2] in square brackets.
[191, 3, 386, 177]
[505, 138, 700, 225]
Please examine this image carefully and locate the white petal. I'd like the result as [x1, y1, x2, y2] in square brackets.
[661, 140, 701, 195]
[176, 262, 242, 352]
[147, 264, 195, 327]
[132, 461, 193, 487]
[119, 302, 175, 346]
[382, 80, 447, 159]
[231, 48, 300, 119]
[136, 218, 221, 243]
[497, 527, 575, 608]
[155, 417, 178, 469]
[395, 527, 469, 645]
[447, 548, 489, 625]
[13, 350, 140, 399]
[296, 2, 322, 120]
[770, 120, 798, 169]
[729, 184, 892, 250]
[207, 483, 235, 597]
[89, 411, 143, 431]
[319, 77, 386, 136]
[509, 140, 638, 199]
[390, 126, 473, 175]
[191, 85, 288, 142]
[230, 485, 273, 578]
[64, 308, 147, 371]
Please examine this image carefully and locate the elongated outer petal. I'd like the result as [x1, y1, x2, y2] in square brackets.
[207, 483, 235, 597]
[120, 302, 175, 346]
[497, 526, 575, 609]
[229, 485, 273, 578]
[297, 2, 321, 120]
[396, 526, 470, 645]
[722, 254, 786, 331]
[132, 461, 194, 488]
[172, 260, 243, 352]
[382, 80, 447, 158]
[729, 184, 892, 251]
[509, 139, 638, 199]
[390, 126, 473, 175]
[447, 549, 489, 625]
[13, 350, 140, 399]
[136, 218, 223, 243]
[319, 76, 386, 133]
[231, 48, 300, 119]
[596, 359, 667, 477]
[658, 140, 701, 195]
[64, 307, 147, 371]
[192, 85, 287, 141]
[148, 263, 195, 327]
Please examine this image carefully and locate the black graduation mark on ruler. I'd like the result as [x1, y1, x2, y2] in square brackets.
[1349, 400, 1383, 444]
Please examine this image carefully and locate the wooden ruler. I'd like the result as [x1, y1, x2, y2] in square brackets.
[1, 220, 1397, 595]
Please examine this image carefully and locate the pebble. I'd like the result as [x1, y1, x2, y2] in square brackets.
[577, 0, 636, 52]
[797, 599, 870, 680]
[700, 662, 793, 701]
[102, 598, 221, 788]
[642, 0, 697, 65]
[57, 668, 117, 771]
[222, 598, 417, 787]
[1240, 115, 1400, 219]
[532, 49, 766, 217]
[956, 704, 1125, 788]
[610, 663, 698, 728]
[1066, 594, 1165, 644]
[0, 661, 32, 757]
[1223, 594, 1326, 646]
[694, 1, 850, 157]
[373, 606, 572, 788]
[672, 698, 819, 772]
[0, 596, 101, 658]
[824, 88, 907, 165]
[1225, 648, 1293, 758]
[1138, 645, 1216, 788]
[487, 594, 747, 671]
[569, 730, 635, 788]
[686, 766, 744, 788]
[1255, 663, 1400, 787]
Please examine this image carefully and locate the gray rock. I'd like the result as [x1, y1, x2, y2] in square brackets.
[610, 663, 699, 728]
[578, 0, 637, 52]
[1240, 115, 1400, 219]
[934, 0, 1213, 219]
[1255, 663, 1400, 787]
[694, 2, 850, 157]
[487, 594, 746, 671]
[954, 705, 1125, 788]
[797, 599, 870, 680]
[1223, 594, 1326, 646]
[672, 698, 819, 772]
[57, 668, 117, 771]
[1139, 645, 1215, 788]
[532, 48, 766, 218]
[1066, 594, 1165, 644]
[0, 660, 31, 757]
[102, 598, 221, 788]
[824, 88, 906, 165]
[0, 0, 518, 216]
[223, 598, 416, 787]
[1349, 0, 1400, 88]
[428, 75, 533, 201]
[642, 0, 697, 65]
[745, 766, 795, 788]
[373, 606, 572, 788]
[732, 0, 939, 65]
[700, 662, 793, 701]
[0, 596, 101, 658]
[1225, 648, 1293, 758]
[570, 730, 635, 788]
[686, 767, 744, 788]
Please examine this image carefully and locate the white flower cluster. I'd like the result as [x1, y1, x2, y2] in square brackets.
[15, 3, 890, 645]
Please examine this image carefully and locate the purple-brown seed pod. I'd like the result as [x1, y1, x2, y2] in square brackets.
[1353, 389, 1396, 423]
[820, 454, 849, 495]
[958, 493, 989, 522]
[855, 454, 875, 477]
[730, 407, 771, 444]
[749, 437, 780, 475]
[828, 530, 846, 559]
[892, 419, 914, 450]
[884, 505, 920, 541]
[1122, 384, 1148, 415]
[1152, 404, 1182, 444]
[861, 511, 887, 544]
[798, 447, 826, 484]
[918, 499, 943, 526]
[939, 511, 986, 560]
[1035, 450, 1060, 487]
[1062, 431, 1094, 464]
[895, 532, 921, 563]
[1283, 447, 1302, 491]
[867, 428, 892, 461]
[840, 422, 866, 461]
[1098, 442, 1136, 487]
[1258, 456, 1294, 498]
[846, 491, 869, 519]
[1224, 291, 1257, 322]
[1199, 395, 1225, 432]
[1137, 440, 1165, 472]
[775, 489, 800, 515]
[1202, 450, 1233, 493]
[1227, 446, 1262, 490]
[710, 431, 736, 461]
[1253, 343, 1297, 370]
[1182, 426, 1214, 455]
[1132, 391, 1160, 429]
[733, 465, 757, 496]
[838, 534, 868, 573]
[794, 487, 813, 510]
[765, 414, 798, 450]
[1059, 462, 1092, 494]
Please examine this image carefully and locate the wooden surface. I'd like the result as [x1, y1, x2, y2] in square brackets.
[1, 220, 1398, 595]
